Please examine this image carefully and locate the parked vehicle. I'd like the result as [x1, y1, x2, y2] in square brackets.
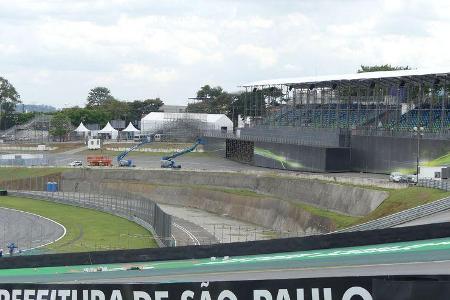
[389, 172, 405, 183]
[69, 160, 83, 167]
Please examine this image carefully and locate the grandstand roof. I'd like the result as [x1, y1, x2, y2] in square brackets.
[241, 69, 450, 88]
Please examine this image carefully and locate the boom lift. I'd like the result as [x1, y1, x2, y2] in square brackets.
[117, 136, 152, 167]
[161, 138, 205, 169]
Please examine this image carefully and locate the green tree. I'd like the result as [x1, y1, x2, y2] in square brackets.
[128, 98, 164, 121]
[62, 107, 112, 127]
[86, 87, 115, 107]
[357, 64, 411, 73]
[103, 99, 130, 120]
[50, 113, 72, 141]
[186, 85, 234, 115]
[0, 77, 21, 130]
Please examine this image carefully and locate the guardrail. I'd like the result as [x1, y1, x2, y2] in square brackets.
[417, 179, 450, 191]
[1, 175, 173, 248]
[340, 194, 450, 233]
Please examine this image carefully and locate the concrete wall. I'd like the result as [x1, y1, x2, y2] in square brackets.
[62, 169, 387, 216]
[84, 181, 335, 235]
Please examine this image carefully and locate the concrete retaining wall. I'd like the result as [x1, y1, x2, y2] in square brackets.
[84, 181, 335, 234]
[63, 169, 387, 216]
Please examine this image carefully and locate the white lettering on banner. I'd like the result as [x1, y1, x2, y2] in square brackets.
[110, 290, 123, 300]
[12, 290, 21, 300]
[311, 289, 319, 300]
[91, 290, 105, 300]
[217, 290, 237, 300]
[155, 292, 168, 300]
[276, 289, 291, 300]
[58, 290, 70, 300]
[0, 290, 10, 300]
[254, 290, 272, 300]
[133, 291, 151, 300]
[200, 291, 212, 300]
[49, 290, 56, 300]
[36, 290, 47, 300]
[181, 291, 195, 300]
[296, 289, 304, 300]
[342, 287, 372, 300]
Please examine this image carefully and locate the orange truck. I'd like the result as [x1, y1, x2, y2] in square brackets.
[87, 155, 113, 167]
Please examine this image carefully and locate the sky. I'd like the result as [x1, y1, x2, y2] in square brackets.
[1, 0, 450, 108]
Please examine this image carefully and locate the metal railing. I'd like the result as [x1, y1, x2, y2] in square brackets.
[340, 193, 450, 233]
[417, 179, 450, 191]
[1, 176, 173, 248]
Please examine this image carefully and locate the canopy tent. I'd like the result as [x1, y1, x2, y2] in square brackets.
[74, 122, 90, 133]
[121, 122, 140, 140]
[122, 122, 140, 132]
[99, 122, 119, 139]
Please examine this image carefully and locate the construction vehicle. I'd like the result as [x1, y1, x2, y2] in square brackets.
[87, 155, 113, 167]
[161, 138, 205, 169]
[117, 136, 152, 167]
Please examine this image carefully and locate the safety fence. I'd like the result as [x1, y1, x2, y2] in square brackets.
[417, 178, 450, 191]
[0, 176, 173, 249]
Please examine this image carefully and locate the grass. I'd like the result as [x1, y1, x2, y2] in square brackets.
[295, 203, 360, 229]
[309, 186, 450, 229]
[356, 187, 450, 225]
[0, 196, 157, 253]
[0, 167, 67, 181]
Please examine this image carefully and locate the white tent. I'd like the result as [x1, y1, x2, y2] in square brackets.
[141, 112, 233, 133]
[74, 122, 90, 133]
[99, 122, 119, 139]
[121, 122, 140, 140]
[122, 122, 140, 133]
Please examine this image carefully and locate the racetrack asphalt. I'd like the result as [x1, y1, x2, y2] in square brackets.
[0, 208, 65, 253]
[2, 236, 450, 283]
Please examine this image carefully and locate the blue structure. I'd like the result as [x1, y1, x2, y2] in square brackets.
[117, 136, 152, 167]
[161, 138, 206, 169]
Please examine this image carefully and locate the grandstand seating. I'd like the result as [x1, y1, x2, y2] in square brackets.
[394, 108, 450, 131]
[265, 105, 449, 132]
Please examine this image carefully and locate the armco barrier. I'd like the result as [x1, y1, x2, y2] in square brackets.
[340, 195, 450, 232]
[2, 221, 450, 270]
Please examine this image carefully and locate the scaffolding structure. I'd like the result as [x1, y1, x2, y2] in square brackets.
[240, 70, 450, 134]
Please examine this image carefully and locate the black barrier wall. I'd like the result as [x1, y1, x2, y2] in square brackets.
[1, 276, 450, 299]
[351, 134, 450, 173]
[209, 132, 449, 174]
[225, 139, 351, 172]
[3, 221, 450, 270]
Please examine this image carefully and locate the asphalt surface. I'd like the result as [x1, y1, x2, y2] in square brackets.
[0, 208, 65, 253]
[2, 237, 450, 283]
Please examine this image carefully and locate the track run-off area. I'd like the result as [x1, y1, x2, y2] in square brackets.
[2, 236, 450, 283]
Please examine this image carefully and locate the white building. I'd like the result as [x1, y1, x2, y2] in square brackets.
[141, 112, 233, 133]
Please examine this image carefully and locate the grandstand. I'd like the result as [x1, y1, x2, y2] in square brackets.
[241, 69, 449, 133]
[203, 70, 450, 174]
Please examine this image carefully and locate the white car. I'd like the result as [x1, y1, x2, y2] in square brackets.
[389, 172, 405, 183]
[69, 161, 83, 167]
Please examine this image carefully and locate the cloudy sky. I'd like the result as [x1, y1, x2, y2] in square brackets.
[1, 0, 450, 108]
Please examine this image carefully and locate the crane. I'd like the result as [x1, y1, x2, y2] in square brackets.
[117, 136, 152, 167]
[161, 138, 205, 169]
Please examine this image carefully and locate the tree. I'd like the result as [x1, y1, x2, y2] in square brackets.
[0, 77, 21, 130]
[86, 87, 115, 107]
[186, 85, 234, 115]
[50, 113, 72, 141]
[357, 64, 411, 73]
[62, 107, 112, 127]
[128, 98, 164, 121]
[103, 99, 130, 120]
